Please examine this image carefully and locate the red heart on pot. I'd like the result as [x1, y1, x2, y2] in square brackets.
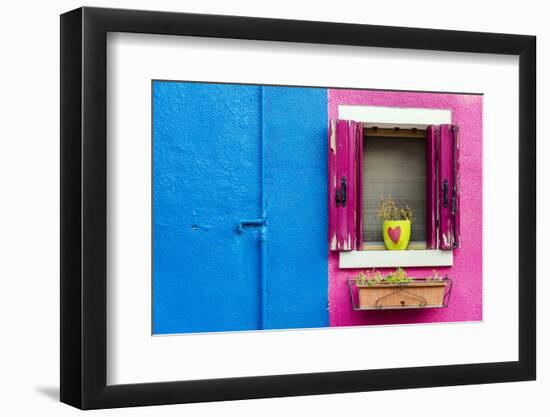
[388, 226, 401, 244]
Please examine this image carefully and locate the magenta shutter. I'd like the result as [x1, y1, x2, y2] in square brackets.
[451, 124, 460, 248]
[426, 125, 438, 249]
[438, 124, 460, 249]
[328, 119, 363, 251]
[338, 120, 353, 249]
[453, 125, 460, 248]
[426, 124, 460, 250]
[328, 120, 338, 249]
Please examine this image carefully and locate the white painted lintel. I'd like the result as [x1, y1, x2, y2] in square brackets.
[338, 105, 452, 127]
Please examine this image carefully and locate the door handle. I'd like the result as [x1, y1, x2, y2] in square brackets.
[236, 218, 266, 234]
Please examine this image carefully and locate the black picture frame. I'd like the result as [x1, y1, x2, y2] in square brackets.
[60, 6, 536, 410]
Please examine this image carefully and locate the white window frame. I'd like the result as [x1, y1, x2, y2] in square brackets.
[338, 105, 453, 268]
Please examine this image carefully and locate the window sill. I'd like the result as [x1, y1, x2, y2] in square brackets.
[339, 249, 453, 269]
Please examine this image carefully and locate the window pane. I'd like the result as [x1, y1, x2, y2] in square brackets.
[362, 135, 426, 243]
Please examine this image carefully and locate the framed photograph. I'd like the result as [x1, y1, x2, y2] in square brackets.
[60, 6, 536, 409]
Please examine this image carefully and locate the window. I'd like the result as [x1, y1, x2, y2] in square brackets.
[362, 129, 427, 247]
[328, 113, 459, 267]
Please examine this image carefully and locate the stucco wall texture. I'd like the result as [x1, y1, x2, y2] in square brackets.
[327, 89, 483, 326]
[153, 81, 482, 334]
[153, 82, 329, 334]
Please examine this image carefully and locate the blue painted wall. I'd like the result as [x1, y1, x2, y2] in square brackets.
[153, 81, 328, 334]
[263, 87, 329, 329]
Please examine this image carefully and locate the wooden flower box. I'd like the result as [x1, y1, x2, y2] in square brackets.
[349, 278, 452, 310]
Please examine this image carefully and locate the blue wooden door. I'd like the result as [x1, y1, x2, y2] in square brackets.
[153, 81, 329, 334]
[153, 82, 263, 334]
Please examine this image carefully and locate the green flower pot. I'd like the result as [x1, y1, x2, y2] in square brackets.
[382, 220, 411, 250]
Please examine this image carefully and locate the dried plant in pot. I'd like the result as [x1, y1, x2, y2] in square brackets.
[378, 196, 413, 250]
[352, 269, 450, 309]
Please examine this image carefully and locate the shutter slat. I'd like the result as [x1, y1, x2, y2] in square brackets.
[426, 125, 438, 249]
[438, 124, 460, 249]
[355, 122, 364, 250]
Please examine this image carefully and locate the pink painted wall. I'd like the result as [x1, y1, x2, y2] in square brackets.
[328, 89, 483, 326]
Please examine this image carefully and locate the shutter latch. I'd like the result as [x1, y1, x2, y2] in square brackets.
[443, 179, 449, 208]
[335, 176, 347, 208]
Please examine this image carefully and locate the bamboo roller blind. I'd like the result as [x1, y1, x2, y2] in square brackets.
[362, 135, 427, 243]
